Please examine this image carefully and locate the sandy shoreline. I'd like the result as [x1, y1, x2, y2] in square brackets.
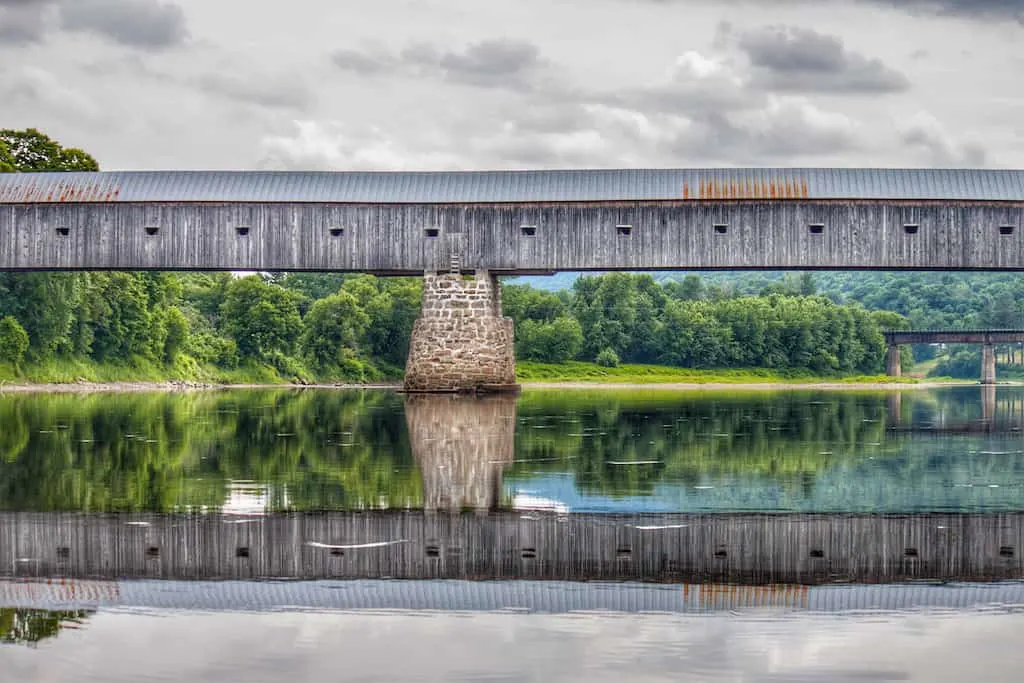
[0, 379, 986, 394]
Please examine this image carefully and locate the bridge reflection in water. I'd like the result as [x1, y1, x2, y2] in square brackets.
[887, 385, 1024, 434]
[3, 390, 1024, 624]
[2, 511, 1022, 585]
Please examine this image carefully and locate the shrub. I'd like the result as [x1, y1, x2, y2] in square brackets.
[0, 316, 30, 366]
[595, 347, 620, 368]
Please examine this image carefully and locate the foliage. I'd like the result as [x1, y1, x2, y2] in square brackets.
[596, 347, 620, 368]
[220, 276, 303, 358]
[518, 316, 583, 363]
[1, 609, 93, 646]
[0, 128, 98, 172]
[299, 291, 370, 374]
[0, 315, 29, 365]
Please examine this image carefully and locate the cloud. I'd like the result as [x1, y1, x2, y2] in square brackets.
[333, 38, 548, 91]
[731, 25, 911, 94]
[899, 112, 988, 165]
[192, 71, 313, 111]
[0, 64, 103, 121]
[608, 51, 751, 116]
[0, 0, 189, 49]
[0, 0, 53, 45]
[637, 0, 1024, 21]
[258, 121, 463, 171]
[58, 0, 189, 50]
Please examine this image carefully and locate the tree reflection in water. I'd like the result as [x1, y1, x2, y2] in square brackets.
[0, 608, 92, 647]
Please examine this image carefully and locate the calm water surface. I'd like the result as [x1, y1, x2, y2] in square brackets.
[2, 386, 1023, 681]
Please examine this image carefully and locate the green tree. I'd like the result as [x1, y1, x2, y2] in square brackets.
[163, 306, 189, 363]
[0, 140, 14, 172]
[299, 291, 371, 373]
[0, 316, 30, 366]
[0, 128, 98, 171]
[518, 316, 583, 362]
[221, 277, 303, 358]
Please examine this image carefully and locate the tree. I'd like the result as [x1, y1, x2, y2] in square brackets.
[0, 140, 14, 173]
[163, 307, 189, 363]
[299, 291, 370, 373]
[0, 128, 98, 172]
[0, 316, 29, 366]
[518, 316, 583, 363]
[220, 276, 302, 358]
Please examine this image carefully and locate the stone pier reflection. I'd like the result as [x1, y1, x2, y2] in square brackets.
[405, 393, 516, 512]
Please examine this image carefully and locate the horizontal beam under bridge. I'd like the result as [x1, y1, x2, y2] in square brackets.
[2, 512, 1022, 585]
[885, 330, 1024, 344]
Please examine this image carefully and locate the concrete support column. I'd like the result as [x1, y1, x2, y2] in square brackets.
[885, 345, 902, 377]
[405, 394, 516, 512]
[403, 271, 517, 393]
[981, 385, 996, 428]
[982, 343, 997, 385]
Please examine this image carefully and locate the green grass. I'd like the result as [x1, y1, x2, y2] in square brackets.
[0, 355, 301, 386]
[516, 361, 923, 385]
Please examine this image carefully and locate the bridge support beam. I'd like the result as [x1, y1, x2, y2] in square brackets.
[982, 343, 997, 385]
[403, 271, 517, 393]
[886, 345, 902, 377]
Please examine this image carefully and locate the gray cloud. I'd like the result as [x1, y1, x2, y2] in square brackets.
[333, 38, 547, 91]
[899, 112, 987, 165]
[733, 25, 911, 94]
[193, 72, 313, 110]
[0, 0, 52, 45]
[641, 0, 1024, 22]
[58, 0, 189, 50]
[331, 47, 396, 75]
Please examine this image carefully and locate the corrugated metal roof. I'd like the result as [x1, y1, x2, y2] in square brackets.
[0, 169, 1022, 203]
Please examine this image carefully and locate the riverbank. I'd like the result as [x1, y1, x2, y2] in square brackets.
[0, 357, 989, 393]
[0, 378, 984, 394]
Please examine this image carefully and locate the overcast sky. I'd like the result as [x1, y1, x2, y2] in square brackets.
[1, 0, 1022, 171]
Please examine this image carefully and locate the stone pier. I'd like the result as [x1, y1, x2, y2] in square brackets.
[405, 393, 516, 512]
[403, 271, 517, 393]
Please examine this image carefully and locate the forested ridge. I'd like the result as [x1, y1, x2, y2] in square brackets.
[2, 128, 1016, 382]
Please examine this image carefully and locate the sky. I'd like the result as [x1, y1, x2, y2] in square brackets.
[1, 0, 1023, 171]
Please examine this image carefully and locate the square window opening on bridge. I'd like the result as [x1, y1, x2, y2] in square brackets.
[616, 224, 633, 236]
[235, 226, 250, 237]
[425, 227, 440, 238]
[144, 226, 159, 236]
[56, 227, 70, 236]
[808, 223, 824, 234]
[999, 225, 1016, 236]
[713, 223, 728, 234]
[903, 223, 919, 235]
[521, 225, 537, 237]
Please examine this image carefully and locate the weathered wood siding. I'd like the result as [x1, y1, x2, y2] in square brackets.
[1, 201, 1022, 272]
[2, 512, 1022, 585]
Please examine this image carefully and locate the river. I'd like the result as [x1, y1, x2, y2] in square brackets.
[1, 386, 1023, 680]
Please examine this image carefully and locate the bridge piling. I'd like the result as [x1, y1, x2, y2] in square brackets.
[982, 343, 997, 384]
[886, 345, 902, 377]
[402, 271, 518, 393]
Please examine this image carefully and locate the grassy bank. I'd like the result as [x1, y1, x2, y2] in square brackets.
[0, 355, 403, 386]
[516, 361, 923, 385]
